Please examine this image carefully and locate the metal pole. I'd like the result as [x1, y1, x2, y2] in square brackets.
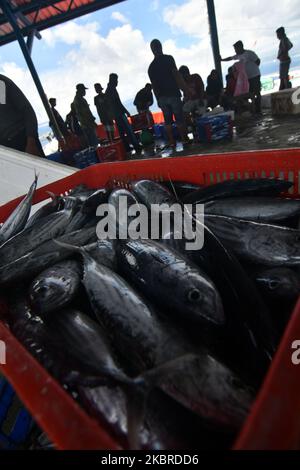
[206, 0, 223, 86]
[1, 0, 64, 141]
[26, 30, 35, 56]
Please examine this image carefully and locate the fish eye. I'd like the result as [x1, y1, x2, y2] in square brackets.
[269, 280, 280, 290]
[187, 289, 202, 302]
[36, 285, 48, 295]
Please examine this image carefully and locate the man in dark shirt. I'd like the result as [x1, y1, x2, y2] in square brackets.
[105, 73, 141, 155]
[133, 84, 154, 113]
[94, 83, 114, 142]
[73, 83, 99, 147]
[49, 98, 69, 138]
[0, 74, 44, 156]
[276, 27, 293, 90]
[148, 39, 189, 148]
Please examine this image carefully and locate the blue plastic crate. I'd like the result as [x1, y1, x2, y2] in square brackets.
[196, 115, 233, 143]
[46, 151, 63, 163]
[72, 147, 99, 169]
[0, 375, 33, 449]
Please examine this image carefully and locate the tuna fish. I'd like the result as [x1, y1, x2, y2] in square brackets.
[0, 173, 38, 244]
[205, 214, 300, 266]
[115, 239, 225, 326]
[204, 197, 300, 223]
[29, 260, 82, 314]
[183, 178, 293, 204]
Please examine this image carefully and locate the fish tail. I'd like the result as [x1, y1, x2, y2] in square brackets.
[123, 353, 199, 449]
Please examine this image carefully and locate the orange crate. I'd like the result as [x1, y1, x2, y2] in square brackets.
[0, 148, 300, 450]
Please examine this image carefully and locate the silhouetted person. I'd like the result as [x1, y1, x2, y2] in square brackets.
[206, 69, 223, 109]
[133, 84, 154, 113]
[221, 40, 261, 113]
[276, 27, 293, 90]
[49, 98, 69, 138]
[94, 83, 115, 143]
[105, 73, 141, 155]
[148, 39, 189, 148]
[72, 83, 98, 147]
[0, 74, 44, 156]
[179, 65, 205, 113]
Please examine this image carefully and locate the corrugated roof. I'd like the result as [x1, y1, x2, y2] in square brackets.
[0, 0, 125, 46]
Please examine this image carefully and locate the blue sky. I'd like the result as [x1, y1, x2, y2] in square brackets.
[0, 0, 299, 126]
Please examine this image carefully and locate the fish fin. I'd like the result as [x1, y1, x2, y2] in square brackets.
[140, 353, 199, 388]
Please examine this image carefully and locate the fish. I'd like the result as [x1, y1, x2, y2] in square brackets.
[204, 197, 300, 223]
[132, 180, 176, 207]
[160, 221, 276, 383]
[162, 181, 203, 199]
[0, 227, 97, 284]
[42, 309, 133, 387]
[54, 241, 252, 430]
[205, 214, 300, 267]
[183, 178, 293, 204]
[108, 189, 141, 236]
[65, 189, 108, 234]
[84, 239, 117, 271]
[78, 385, 229, 450]
[29, 260, 82, 315]
[0, 202, 77, 266]
[253, 267, 300, 301]
[26, 194, 62, 229]
[0, 173, 38, 244]
[115, 239, 225, 326]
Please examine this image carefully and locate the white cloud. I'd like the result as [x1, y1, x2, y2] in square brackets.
[2, 0, 300, 131]
[163, 0, 300, 74]
[111, 11, 129, 24]
[0, 21, 153, 125]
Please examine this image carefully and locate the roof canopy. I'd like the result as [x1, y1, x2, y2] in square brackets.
[0, 0, 125, 46]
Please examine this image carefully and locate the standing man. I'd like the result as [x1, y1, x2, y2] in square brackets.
[276, 27, 293, 90]
[221, 41, 262, 114]
[148, 39, 189, 148]
[0, 74, 44, 156]
[105, 73, 141, 155]
[94, 83, 115, 143]
[49, 98, 69, 138]
[133, 84, 154, 114]
[72, 83, 98, 147]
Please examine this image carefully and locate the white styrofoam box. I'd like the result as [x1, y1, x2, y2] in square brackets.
[0, 145, 76, 206]
[271, 87, 300, 115]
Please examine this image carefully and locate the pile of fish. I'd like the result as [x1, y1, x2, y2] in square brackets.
[0, 175, 299, 450]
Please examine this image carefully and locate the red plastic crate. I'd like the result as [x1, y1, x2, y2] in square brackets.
[96, 140, 126, 163]
[0, 148, 300, 450]
[130, 112, 154, 131]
